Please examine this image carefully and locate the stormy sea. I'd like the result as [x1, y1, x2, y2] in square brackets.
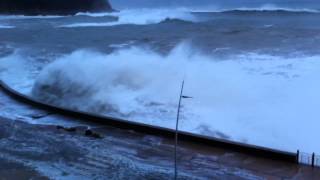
[1, 3, 320, 155]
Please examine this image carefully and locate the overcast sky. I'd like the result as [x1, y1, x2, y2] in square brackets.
[109, 0, 319, 9]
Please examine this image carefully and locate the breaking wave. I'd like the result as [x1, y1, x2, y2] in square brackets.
[219, 8, 319, 14]
[0, 25, 14, 29]
[190, 4, 320, 13]
[61, 5, 319, 28]
[0, 15, 64, 20]
[62, 9, 197, 27]
[31, 43, 320, 153]
[217, 9, 320, 15]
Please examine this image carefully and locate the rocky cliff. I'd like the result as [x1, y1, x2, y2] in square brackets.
[0, 0, 113, 15]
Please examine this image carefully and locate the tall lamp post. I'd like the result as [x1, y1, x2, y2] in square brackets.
[174, 80, 192, 180]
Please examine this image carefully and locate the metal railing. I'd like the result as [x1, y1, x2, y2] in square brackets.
[315, 155, 320, 167]
[297, 150, 320, 168]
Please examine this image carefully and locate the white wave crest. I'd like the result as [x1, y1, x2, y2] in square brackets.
[0, 15, 64, 20]
[0, 25, 14, 29]
[62, 9, 197, 27]
[216, 4, 319, 13]
[232, 6, 319, 13]
[180, 4, 319, 13]
[31, 43, 320, 153]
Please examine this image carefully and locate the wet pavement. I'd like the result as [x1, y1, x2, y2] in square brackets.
[1, 89, 320, 179]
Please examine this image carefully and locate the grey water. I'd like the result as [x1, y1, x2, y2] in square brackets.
[1, 4, 320, 154]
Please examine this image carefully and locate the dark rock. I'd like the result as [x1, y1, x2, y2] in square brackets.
[91, 133, 102, 139]
[56, 125, 77, 132]
[85, 129, 93, 136]
[56, 125, 64, 130]
[64, 127, 77, 132]
[0, 0, 113, 16]
[29, 112, 53, 119]
[85, 129, 102, 139]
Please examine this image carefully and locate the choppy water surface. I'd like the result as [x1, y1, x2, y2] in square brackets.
[1, 7, 320, 154]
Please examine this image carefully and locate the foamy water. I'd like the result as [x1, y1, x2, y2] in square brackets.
[0, 15, 64, 20]
[0, 51, 35, 93]
[59, 5, 320, 28]
[1, 4, 320, 154]
[218, 4, 320, 13]
[62, 9, 197, 27]
[0, 25, 14, 29]
[26, 43, 320, 153]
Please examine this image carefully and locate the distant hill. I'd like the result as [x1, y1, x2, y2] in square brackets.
[0, 0, 113, 15]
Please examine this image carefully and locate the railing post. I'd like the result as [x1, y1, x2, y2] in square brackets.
[312, 153, 315, 168]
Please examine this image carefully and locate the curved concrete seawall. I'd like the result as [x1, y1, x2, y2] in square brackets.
[0, 80, 297, 163]
[0, 0, 113, 15]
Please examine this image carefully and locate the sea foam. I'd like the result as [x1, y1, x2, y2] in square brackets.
[31, 43, 320, 153]
[62, 9, 197, 27]
[0, 24, 14, 28]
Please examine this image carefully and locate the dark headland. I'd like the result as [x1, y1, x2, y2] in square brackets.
[0, 0, 113, 15]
